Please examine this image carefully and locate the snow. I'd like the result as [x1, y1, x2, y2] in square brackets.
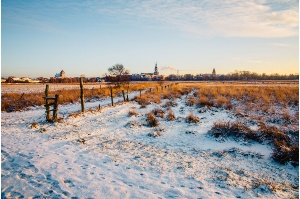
[1, 83, 106, 94]
[1, 87, 298, 198]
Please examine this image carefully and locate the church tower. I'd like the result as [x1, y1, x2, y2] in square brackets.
[212, 68, 216, 76]
[154, 62, 159, 75]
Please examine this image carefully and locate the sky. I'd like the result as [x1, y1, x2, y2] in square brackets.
[1, 0, 299, 78]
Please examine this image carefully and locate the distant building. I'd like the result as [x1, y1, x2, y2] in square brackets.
[212, 68, 216, 76]
[55, 70, 66, 78]
[154, 62, 159, 75]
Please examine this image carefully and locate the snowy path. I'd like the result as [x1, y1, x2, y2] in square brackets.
[1, 94, 298, 198]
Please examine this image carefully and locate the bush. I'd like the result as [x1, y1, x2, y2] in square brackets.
[186, 113, 200, 123]
[128, 109, 138, 116]
[186, 96, 196, 106]
[146, 112, 158, 127]
[209, 121, 258, 141]
[167, 109, 176, 121]
[272, 140, 299, 165]
[152, 108, 165, 118]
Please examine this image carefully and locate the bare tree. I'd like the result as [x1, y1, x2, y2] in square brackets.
[108, 64, 130, 87]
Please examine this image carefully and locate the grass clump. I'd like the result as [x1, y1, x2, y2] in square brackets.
[152, 108, 165, 118]
[146, 112, 159, 127]
[167, 109, 176, 121]
[128, 109, 138, 116]
[209, 120, 299, 165]
[186, 113, 200, 123]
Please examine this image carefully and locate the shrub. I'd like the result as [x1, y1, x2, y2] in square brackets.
[163, 100, 178, 108]
[146, 112, 158, 127]
[209, 121, 258, 141]
[30, 122, 39, 129]
[196, 96, 213, 107]
[186, 96, 196, 106]
[258, 122, 290, 144]
[272, 140, 299, 165]
[128, 109, 138, 116]
[186, 113, 200, 123]
[152, 108, 165, 118]
[167, 109, 176, 121]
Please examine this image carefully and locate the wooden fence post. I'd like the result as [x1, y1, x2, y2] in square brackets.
[53, 94, 59, 122]
[126, 86, 129, 101]
[122, 90, 126, 102]
[45, 84, 50, 121]
[80, 77, 85, 112]
[140, 90, 142, 98]
[110, 86, 114, 106]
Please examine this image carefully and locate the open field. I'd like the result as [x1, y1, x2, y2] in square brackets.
[1, 82, 299, 198]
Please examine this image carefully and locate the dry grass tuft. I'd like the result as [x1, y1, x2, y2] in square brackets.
[128, 109, 138, 116]
[186, 113, 200, 123]
[152, 108, 165, 118]
[30, 122, 39, 129]
[146, 112, 159, 127]
[167, 109, 176, 121]
[186, 96, 196, 106]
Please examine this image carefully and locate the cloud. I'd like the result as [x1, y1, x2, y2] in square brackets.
[161, 66, 178, 71]
[247, 60, 264, 63]
[271, 43, 291, 47]
[94, 0, 298, 38]
[3, 0, 298, 38]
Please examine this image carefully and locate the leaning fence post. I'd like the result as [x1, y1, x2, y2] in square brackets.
[45, 84, 50, 121]
[122, 90, 126, 102]
[53, 94, 59, 122]
[110, 86, 114, 106]
[80, 77, 85, 112]
[126, 86, 129, 101]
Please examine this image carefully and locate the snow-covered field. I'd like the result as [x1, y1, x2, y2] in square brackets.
[1, 85, 298, 198]
[1, 83, 106, 94]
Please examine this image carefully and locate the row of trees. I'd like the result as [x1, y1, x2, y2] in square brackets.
[3, 65, 298, 84]
[166, 71, 298, 81]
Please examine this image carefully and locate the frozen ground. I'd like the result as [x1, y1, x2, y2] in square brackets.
[1, 83, 107, 94]
[1, 89, 298, 198]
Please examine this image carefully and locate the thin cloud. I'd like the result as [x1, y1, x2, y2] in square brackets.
[2, 0, 298, 37]
[94, 0, 299, 38]
[161, 66, 178, 71]
[247, 60, 264, 63]
[271, 43, 291, 47]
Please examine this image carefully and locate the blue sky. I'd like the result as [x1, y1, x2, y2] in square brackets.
[2, 0, 299, 78]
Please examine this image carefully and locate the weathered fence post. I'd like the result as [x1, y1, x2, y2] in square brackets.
[126, 86, 129, 101]
[139, 90, 142, 98]
[122, 90, 126, 102]
[53, 94, 59, 122]
[80, 77, 85, 112]
[44, 85, 59, 122]
[156, 86, 158, 91]
[45, 84, 50, 121]
[110, 86, 114, 106]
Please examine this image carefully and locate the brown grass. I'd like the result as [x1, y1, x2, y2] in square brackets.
[186, 113, 200, 123]
[167, 109, 176, 121]
[128, 109, 138, 116]
[146, 112, 159, 127]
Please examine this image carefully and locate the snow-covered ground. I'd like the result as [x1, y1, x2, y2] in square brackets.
[1, 83, 106, 94]
[1, 88, 298, 198]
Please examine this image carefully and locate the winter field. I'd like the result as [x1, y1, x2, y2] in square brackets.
[1, 82, 299, 198]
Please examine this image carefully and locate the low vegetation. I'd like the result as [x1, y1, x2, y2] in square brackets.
[2, 81, 298, 166]
[209, 120, 299, 165]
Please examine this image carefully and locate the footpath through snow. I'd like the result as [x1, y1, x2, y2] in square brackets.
[1, 91, 298, 198]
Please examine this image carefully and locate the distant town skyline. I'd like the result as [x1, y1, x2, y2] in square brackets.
[2, 0, 299, 78]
